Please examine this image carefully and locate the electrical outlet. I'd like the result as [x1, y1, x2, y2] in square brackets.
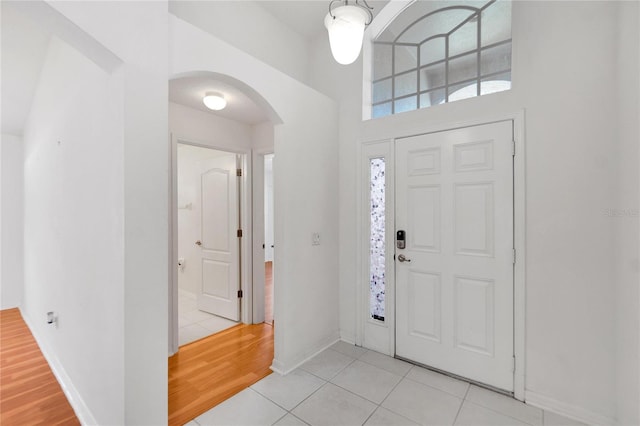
[312, 232, 321, 246]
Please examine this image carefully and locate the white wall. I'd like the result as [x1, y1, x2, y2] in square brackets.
[23, 35, 125, 425]
[170, 15, 340, 373]
[169, 1, 312, 86]
[0, 134, 24, 309]
[170, 101, 253, 151]
[20, 1, 169, 424]
[311, 1, 639, 424]
[252, 121, 275, 151]
[614, 2, 640, 424]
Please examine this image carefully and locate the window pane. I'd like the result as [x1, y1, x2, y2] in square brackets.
[480, 73, 512, 95]
[373, 79, 392, 104]
[394, 45, 417, 74]
[448, 52, 478, 85]
[480, 42, 512, 76]
[420, 63, 446, 91]
[481, 0, 512, 47]
[395, 96, 417, 114]
[420, 37, 445, 66]
[420, 89, 446, 108]
[373, 44, 393, 80]
[394, 71, 417, 98]
[370, 158, 385, 321]
[372, 102, 392, 119]
[448, 81, 478, 102]
[448, 19, 478, 57]
[370, 0, 512, 116]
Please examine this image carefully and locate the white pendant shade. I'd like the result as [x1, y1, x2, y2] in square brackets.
[324, 5, 369, 65]
[203, 92, 227, 110]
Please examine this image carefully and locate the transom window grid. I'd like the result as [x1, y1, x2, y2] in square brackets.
[372, 0, 512, 117]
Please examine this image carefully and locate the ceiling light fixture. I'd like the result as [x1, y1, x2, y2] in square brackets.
[324, 0, 374, 65]
[203, 92, 227, 110]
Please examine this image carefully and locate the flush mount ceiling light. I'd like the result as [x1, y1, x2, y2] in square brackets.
[203, 92, 227, 110]
[324, 0, 373, 65]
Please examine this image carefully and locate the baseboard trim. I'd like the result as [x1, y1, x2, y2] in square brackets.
[525, 390, 615, 426]
[20, 308, 97, 426]
[271, 332, 340, 375]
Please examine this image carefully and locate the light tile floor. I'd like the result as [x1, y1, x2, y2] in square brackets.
[186, 340, 586, 426]
[179, 289, 238, 346]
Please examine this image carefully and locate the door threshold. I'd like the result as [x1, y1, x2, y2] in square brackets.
[394, 355, 514, 398]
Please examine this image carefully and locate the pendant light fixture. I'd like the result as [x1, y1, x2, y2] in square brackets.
[324, 0, 374, 65]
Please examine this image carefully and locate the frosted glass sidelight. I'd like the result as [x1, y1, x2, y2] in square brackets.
[370, 158, 385, 321]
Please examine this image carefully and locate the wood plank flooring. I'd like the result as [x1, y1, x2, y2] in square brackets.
[0, 308, 79, 426]
[168, 322, 274, 426]
[265, 261, 274, 325]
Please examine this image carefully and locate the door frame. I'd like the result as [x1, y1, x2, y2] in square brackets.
[251, 148, 274, 324]
[169, 135, 253, 355]
[356, 111, 526, 400]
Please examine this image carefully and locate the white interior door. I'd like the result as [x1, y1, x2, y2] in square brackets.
[196, 153, 240, 321]
[395, 121, 514, 391]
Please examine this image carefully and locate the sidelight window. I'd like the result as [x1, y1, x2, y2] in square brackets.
[369, 158, 386, 321]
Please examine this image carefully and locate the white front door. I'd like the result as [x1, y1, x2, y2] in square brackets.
[395, 121, 514, 391]
[196, 153, 240, 322]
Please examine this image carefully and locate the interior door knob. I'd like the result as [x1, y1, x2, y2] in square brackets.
[195, 240, 202, 246]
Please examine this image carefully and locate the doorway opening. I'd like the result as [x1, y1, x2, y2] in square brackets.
[264, 154, 274, 326]
[176, 143, 242, 346]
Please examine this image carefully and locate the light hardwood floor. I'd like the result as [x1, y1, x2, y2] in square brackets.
[168, 322, 274, 426]
[265, 261, 273, 325]
[0, 308, 79, 425]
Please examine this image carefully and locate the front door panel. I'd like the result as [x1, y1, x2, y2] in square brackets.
[395, 121, 514, 391]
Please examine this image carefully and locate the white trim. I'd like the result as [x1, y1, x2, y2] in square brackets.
[270, 332, 340, 375]
[169, 136, 253, 352]
[21, 309, 97, 426]
[251, 148, 274, 325]
[512, 110, 527, 401]
[525, 390, 615, 426]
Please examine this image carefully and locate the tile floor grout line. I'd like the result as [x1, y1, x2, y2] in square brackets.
[451, 393, 466, 426]
[402, 373, 470, 400]
[355, 355, 413, 378]
[328, 377, 399, 407]
[286, 379, 331, 416]
[249, 385, 298, 413]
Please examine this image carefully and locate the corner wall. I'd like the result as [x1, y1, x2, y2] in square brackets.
[23, 35, 125, 425]
[20, 1, 170, 423]
[614, 2, 640, 424]
[0, 134, 23, 309]
[0, 134, 24, 309]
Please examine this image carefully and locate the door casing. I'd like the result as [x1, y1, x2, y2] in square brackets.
[169, 135, 253, 355]
[356, 111, 526, 400]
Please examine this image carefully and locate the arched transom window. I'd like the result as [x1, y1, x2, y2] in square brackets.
[372, 0, 512, 118]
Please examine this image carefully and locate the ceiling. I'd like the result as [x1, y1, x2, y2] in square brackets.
[1, 0, 392, 135]
[257, 0, 390, 40]
[169, 76, 269, 125]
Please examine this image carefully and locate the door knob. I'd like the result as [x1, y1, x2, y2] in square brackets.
[397, 254, 411, 263]
[195, 240, 202, 246]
